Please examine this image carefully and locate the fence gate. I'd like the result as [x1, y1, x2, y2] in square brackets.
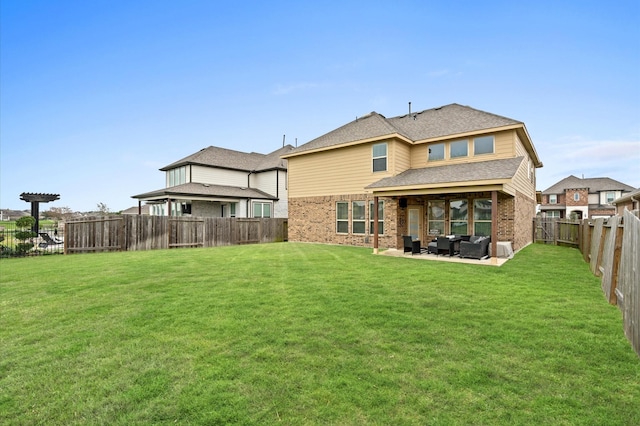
[535, 218, 580, 246]
[169, 217, 204, 248]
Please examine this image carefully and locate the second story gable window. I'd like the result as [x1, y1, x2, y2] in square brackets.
[428, 143, 445, 161]
[372, 143, 387, 172]
[605, 191, 615, 204]
[450, 140, 468, 158]
[474, 136, 494, 155]
[549, 194, 557, 204]
[167, 166, 187, 187]
[574, 193, 580, 202]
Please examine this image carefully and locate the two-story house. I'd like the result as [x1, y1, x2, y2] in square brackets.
[540, 175, 635, 219]
[282, 103, 542, 253]
[132, 145, 294, 218]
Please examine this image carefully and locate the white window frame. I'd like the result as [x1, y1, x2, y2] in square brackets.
[450, 140, 468, 158]
[252, 201, 272, 218]
[549, 194, 557, 204]
[336, 202, 349, 234]
[428, 143, 445, 161]
[352, 201, 366, 234]
[473, 136, 494, 156]
[369, 200, 384, 235]
[372, 143, 387, 172]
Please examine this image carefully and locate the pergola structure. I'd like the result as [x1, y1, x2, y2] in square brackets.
[20, 192, 60, 232]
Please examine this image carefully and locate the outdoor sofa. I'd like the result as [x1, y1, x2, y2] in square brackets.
[459, 236, 491, 259]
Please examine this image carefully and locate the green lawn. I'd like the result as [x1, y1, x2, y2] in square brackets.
[1, 243, 638, 425]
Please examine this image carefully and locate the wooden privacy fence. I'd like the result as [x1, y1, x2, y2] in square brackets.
[534, 218, 580, 246]
[64, 216, 288, 254]
[580, 211, 639, 357]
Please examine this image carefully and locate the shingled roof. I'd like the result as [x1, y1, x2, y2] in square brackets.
[286, 103, 523, 155]
[366, 157, 525, 190]
[132, 183, 275, 200]
[542, 175, 636, 194]
[162, 145, 294, 172]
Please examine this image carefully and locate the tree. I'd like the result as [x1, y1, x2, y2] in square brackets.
[43, 206, 74, 221]
[14, 216, 37, 255]
[97, 203, 110, 214]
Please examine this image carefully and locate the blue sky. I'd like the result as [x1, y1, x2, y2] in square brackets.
[1, 0, 639, 212]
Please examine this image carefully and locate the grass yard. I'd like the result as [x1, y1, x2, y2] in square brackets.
[1, 243, 638, 425]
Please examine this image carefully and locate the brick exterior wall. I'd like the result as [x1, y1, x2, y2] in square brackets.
[288, 194, 398, 248]
[290, 190, 536, 252]
[565, 188, 588, 207]
[513, 190, 535, 251]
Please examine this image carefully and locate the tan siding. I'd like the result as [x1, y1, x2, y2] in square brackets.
[410, 130, 517, 168]
[511, 136, 536, 198]
[392, 142, 412, 173]
[288, 142, 395, 197]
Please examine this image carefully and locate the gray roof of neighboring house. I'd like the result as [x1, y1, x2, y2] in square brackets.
[288, 103, 522, 155]
[366, 157, 525, 189]
[161, 145, 295, 172]
[542, 175, 636, 194]
[132, 183, 275, 200]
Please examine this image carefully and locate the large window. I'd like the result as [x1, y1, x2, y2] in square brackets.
[336, 202, 349, 233]
[253, 202, 271, 218]
[450, 199, 468, 235]
[450, 140, 468, 158]
[428, 143, 445, 161]
[473, 199, 492, 236]
[352, 201, 366, 234]
[474, 136, 494, 155]
[369, 200, 384, 235]
[428, 200, 445, 236]
[372, 143, 387, 172]
[168, 166, 187, 187]
[549, 194, 557, 204]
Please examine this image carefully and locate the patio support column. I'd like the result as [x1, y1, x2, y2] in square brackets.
[491, 190, 498, 264]
[373, 196, 379, 254]
[168, 199, 172, 217]
[138, 200, 142, 215]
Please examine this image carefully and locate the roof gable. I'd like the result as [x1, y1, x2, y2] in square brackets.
[388, 103, 521, 141]
[542, 175, 636, 194]
[162, 145, 293, 172]
[284, 104, 536, 163]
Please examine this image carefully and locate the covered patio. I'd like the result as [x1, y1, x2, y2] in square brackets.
[367, 157, 535, 263]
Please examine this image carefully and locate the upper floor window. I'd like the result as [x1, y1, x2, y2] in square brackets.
[167, 166, 187, 187]
[474, 136, 494, 155]
[450, 140, 468, 158]
[253, 202, 271, 218]
[605, 191, 615, 204]
[428, 143, 445, 161]
[573, 193, 580, 202]
[549, 194, 557, 204]
[372, 143, 387, 172]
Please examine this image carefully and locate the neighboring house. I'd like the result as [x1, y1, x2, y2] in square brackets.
[540, 176, 635, 219]
[122, 204, 151, 215]
[282, 103, 542, 252]
[132, 145, 294, 218]
[612, 188, 640, 215]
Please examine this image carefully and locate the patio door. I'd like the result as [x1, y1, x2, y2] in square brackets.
[407, 206, 422, 240]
